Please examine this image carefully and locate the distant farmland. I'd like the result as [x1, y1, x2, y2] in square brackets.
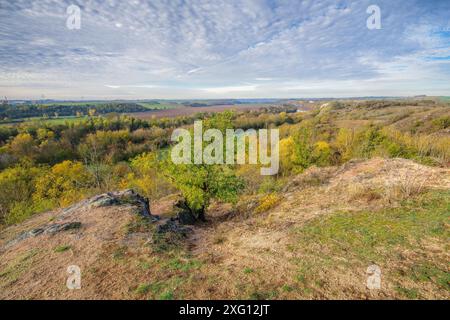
[128, 103, 274, 119]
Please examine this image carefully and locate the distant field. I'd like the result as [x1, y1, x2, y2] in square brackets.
[0, 104, 272, 126]
[137, 102, 181, 110]
[42, 101, 106, 107]
[41, 101, 181, 110]
[0, 116, 88, 127]
[129, 103, 273, 119]
[33, 116, 89, 125]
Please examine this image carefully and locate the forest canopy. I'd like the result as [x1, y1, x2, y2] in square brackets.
[0, 102, 149, 120]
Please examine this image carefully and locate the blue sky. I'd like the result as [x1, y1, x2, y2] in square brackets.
[0, 0, 449, 99]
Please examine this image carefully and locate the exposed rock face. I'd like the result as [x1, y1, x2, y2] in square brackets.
[6, 222, 81, 248]
[61, 189, 159, 222]
[4, 189, 202, 251]
[6, 190, 160, 248]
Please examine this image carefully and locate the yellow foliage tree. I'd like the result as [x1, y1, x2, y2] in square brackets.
[9, 133, 35, 159]
[335, 128, 355, 161]
[312, 141, 332, 166]
[279, 136, 297, 176]
[33, 160, 93, 207]
[124, 153, 174, 199]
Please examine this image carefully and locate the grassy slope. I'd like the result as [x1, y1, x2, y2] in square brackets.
[116, 190, 450, 300]
[1, 159, 448, 300]
[291, 190, 449, 299]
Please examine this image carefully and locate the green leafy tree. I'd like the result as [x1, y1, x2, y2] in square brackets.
[161, 112, 244, 221]
[292, 127, 314, 170]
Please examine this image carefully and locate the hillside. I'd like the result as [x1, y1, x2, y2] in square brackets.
[1, 158, 448, 300]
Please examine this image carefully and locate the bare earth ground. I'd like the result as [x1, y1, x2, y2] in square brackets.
[0, 158, 449, 300]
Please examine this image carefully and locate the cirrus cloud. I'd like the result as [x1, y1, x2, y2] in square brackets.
[0, 0, 449, 99]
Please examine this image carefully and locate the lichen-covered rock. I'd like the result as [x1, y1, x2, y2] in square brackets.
[6, 222, 82, 248]
[45, 222, 82, 234]
[6, 190, 160, 249]
[61, 189, 159, 222]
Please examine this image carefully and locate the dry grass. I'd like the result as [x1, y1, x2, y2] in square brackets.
[0, 158, 449, 299]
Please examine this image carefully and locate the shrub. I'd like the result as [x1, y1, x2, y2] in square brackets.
[432, 116, 450, 129]
[292, 127, 314, 170]
[4, 199, 53, 225]
[255, 193, 281, 213]
[312, 141, 332, 166]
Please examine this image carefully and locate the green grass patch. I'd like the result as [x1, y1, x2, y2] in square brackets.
[137, 102, 179, 110]
[54, 245, 71, 253]
[243, 267, 254, 274]
[137, 260, 152, 270]
[158, 290, 175, 300]
[134, 277, 184, 300]
[395, 286, 420, 299]
[166, 258, 202, 272]
[288, 190, 450, 298]
[281, 284, 294, 292]
[0, 249, 39, 287]
[135, 283, 152, 295]
[409, 263, 450, 290]
[296, 190, 450, 262]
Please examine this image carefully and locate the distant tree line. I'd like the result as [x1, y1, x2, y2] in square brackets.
[0, 103, 149, 120]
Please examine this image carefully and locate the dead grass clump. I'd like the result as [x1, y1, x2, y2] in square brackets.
[383, 171, 430, 204]
[233, 195, 261, 219]
[348, 184, 383, 202]
[283, 166, 335, 192]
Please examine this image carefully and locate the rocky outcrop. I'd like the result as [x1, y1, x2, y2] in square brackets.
[61, 189, 160, 222]
[5, 190, 160, 249]
[6, 222, 81, 248]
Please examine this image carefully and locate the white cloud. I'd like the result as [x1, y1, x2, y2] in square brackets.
[0, 0, 449, 99]
[201, 85, 257, 94]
